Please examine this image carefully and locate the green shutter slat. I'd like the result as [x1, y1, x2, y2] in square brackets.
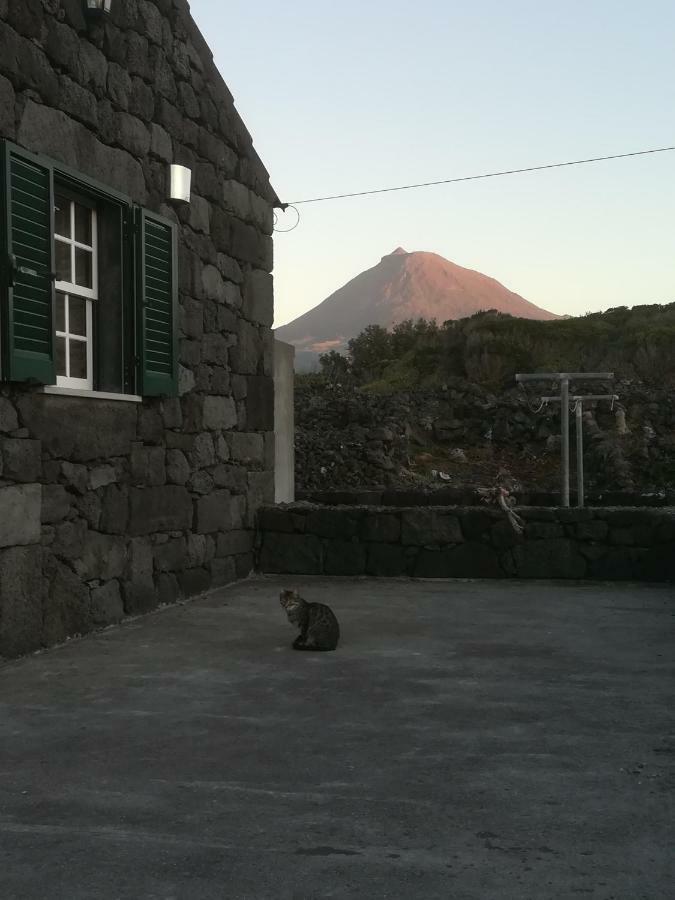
[136, 209, 177, 396]
[1, 144, 56, 383]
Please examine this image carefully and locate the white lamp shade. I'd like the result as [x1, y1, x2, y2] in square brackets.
[169, 165, 192, 203]
[86, 0, 112, 11]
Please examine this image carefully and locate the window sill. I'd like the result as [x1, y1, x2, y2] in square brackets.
[40, 386, 143, 403]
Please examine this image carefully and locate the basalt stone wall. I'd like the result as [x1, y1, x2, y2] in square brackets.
[257, 505, 675, 582]
[0, 1, 277, 658]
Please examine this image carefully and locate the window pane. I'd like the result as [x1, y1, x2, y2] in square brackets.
[69, 296, 87, 337]
[54, 196, 71, 239]
[74, 203, 93, 246]
[56, 336, 66, 376]
[75, 248, 93, 289]
[55, 240, 71, 282]
[55, 292, 66, 333]
[69, 340, 88, 380]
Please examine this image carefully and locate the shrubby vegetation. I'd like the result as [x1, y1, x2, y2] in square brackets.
[313, 303, 675, 390]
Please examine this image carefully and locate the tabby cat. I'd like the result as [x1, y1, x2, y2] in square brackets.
[279, 589, 340, 652]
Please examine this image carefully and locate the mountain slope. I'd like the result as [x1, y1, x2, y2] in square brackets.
[276, 248, 559, 355]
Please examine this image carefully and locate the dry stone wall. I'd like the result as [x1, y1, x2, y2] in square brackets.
[0, 1, 277, 658]
[257, 505, 675, 582]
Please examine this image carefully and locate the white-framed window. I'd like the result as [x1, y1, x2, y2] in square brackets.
[2, 140, 178, 397]
[54, 194, 97, 389]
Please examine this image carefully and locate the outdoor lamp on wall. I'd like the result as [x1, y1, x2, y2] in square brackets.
[84, 0, 112, 17]
[169, 164, 192, 204]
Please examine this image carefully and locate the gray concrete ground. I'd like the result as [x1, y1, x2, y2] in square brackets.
[0, 577, 673, 900]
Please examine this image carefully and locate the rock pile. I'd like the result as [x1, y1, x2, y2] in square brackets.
[295, 377, 675, 495]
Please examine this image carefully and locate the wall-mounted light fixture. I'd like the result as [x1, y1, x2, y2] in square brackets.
[169, 164, 192, 204]
[84, 0, 112, 17]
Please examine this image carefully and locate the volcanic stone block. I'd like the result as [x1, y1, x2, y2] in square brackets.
[229, 319, 262, 375]
[587, 548, 644, 581]
[0, 484, 41, 548]
[490, 520, 522, 550]
[74, 532, 126, 581]
[414, 542, 502, 578]
[18, 101, 147, 202]
[460, 509, 497, 541]
[256, 507, 297, 534]
[129, 486, 192, 535]
[76, 492, 102, 530]
[361, 513, 401, 543]
[575, 520, 609, 541]
[42, 557, 93, 647]
[235, 553, 254, 579]
[185, 533, 209, 567]
[242, 269, 273, 327]
[122, 537, 156, 615]
[116, 112, 151, 157]
[401, 510, 463, 546]
[608, 528, 635, 546]
[58, 75, 98, 128]
[245, 376, 274, 430]
[216, 530, 254, 557]
[518, 507, 559, 522]
[153, 537, 187, 573]
[195, 490, 235, 534]
[17, 393, 138, 462]
[91, 580, 124, 626]
[156, 572, 181, 606]
[640, 544, 675, 581]
[203, 396, 237, 430]
[150, 122, 172, 161]
[100, 485, 129, 534]
[366, 543, 409, 577]
[201, 333, 229, 365]
[161, 398, 183, 429]
[324, 540, 366, 576]
[138, 407, 164, 444]
[210, 557, 236, 588]
[524, 522, 564, 540]
[178, 567, 211, 597]
[246, 471, 274, 525]
[89, 465, 117, 490]
[129, 77, 154, 121]
[510, 539, 586, 579]
[52, 518, 87, 561]
[130, 444, 166, 486]
[306, 508, 362, 540]
[0, 396, 18, 432]
[212, 464, 247, 492]
[61, 461, 88, 493]
[557, 508, 594, 523]
[0, 73, 14, 140]
[0, 546, 43, 658]
[655, 516, 675, 543]
[228, 432, 264, 465]
[259, 533, 323, 575]
[41, 485, 72, 525]
[2, 438, 41, 481]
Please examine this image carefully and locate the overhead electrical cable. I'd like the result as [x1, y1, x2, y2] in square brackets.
[282, 145, 675, 207]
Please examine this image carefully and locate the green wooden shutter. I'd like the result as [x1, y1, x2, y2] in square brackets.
[136, 208, 178, 396]
[0, 143, 55, 383]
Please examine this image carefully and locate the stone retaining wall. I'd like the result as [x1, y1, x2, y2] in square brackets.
[257, 505, 675, 581]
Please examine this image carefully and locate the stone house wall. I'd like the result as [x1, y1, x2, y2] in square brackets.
[257, 505, 675, 581]
[0, 1, 278, 658]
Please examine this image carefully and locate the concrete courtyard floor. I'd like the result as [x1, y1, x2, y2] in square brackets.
[0, 577, 673, 900]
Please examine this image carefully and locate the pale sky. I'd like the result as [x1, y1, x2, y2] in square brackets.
[189, 1, 675, 328]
